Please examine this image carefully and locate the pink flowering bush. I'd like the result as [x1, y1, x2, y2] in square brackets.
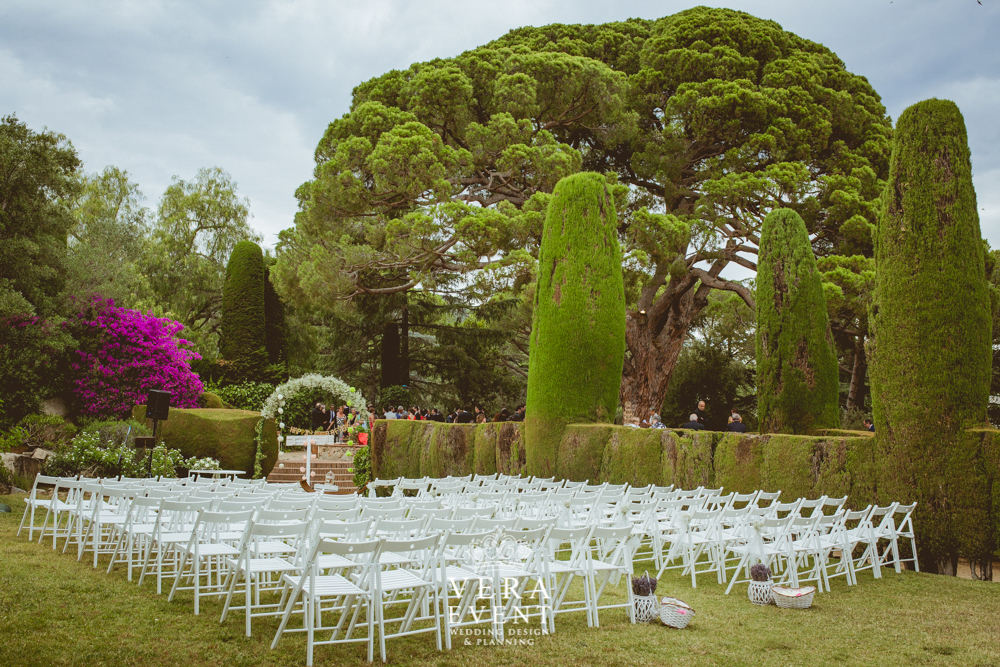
[65, 297, 204, 419]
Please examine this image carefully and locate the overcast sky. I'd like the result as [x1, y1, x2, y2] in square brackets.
[3, 0, 998, 249]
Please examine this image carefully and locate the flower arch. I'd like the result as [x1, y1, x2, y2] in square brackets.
[260, 373, 370, 446]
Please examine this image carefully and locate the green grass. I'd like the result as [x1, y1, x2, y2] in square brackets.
[1, 493, 998, 667]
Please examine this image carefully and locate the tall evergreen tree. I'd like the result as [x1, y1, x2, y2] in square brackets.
[221, 240, 267, 380]
[263, 262, 287, 368]
[870, 99, 992, 575]
[525, 173, 626, 477]
[756, 208, 840, 433]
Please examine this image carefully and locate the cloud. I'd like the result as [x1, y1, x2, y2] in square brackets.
[1, 0, 998, 247]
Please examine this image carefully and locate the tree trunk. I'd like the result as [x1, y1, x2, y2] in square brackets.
[846, 336, 866, 410]
[620, 276, 709, 423]
[400, 304, 410, 387]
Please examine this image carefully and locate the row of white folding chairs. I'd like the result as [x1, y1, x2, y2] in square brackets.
[637, 498, 917, 592]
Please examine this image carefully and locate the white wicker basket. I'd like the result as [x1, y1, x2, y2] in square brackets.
[659, 597, 694, 628]
[772, 585, 816, 609]
[632, 595, 660, 623]
[748, 580, 774, 605]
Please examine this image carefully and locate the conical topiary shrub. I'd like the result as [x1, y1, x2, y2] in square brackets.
[221, 240, 267, 381]
[870, 98, 993, 574]
[755, 208, 840, 434]
[524, 172, 626, 478]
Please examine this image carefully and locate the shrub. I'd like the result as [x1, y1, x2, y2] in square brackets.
[870, 99, 993, 574]
[349, 445, 372, 494]
[379, 385, 410, 411]
[220, 240, 267, 381]
[755, 208, 840, 434]
[207, 381, 275, 412]
[525, 173, 626, 477]
[0, 314, 73, 428]
[43, 429, 216, 478]
[63, 297, 203, 419]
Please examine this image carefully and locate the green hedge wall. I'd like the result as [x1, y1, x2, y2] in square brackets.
[373, 420, 1000, 570]
[132, 406, 278, 477]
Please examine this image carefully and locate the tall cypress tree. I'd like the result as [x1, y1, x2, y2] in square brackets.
[525, 172, 626, 478]
[221, 240, 267, 380]
[870, 99, 992, 574]
[756, 208, 840, 434]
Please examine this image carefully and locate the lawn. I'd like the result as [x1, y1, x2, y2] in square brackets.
[0, 493, 997, 667]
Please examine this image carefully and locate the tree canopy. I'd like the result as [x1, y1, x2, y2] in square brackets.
[274, 7, 891, 420]
[0, 115, 81, 315]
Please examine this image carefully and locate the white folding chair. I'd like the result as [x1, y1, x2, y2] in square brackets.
[168, 508, 256, 614]
[271, 537, 382, 665]
[17, 474, 61, 541]
[220, 519, 309, 636]
[376, 535, 444, 660]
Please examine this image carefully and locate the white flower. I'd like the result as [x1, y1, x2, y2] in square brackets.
[277, 408, 284, 415]
[563, 500, 572, 509]
[279, 422, 285, 429]
[277, 394, 283, 400]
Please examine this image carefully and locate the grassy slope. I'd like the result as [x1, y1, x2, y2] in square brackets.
[1, 493, 998, 667]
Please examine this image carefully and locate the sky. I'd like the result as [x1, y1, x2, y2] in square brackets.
[2, 0, 999, 249]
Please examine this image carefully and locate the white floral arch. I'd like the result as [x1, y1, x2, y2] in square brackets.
[261, 373, 370, 444]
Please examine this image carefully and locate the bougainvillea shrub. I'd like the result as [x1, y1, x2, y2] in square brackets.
[65, 297, 203, 419]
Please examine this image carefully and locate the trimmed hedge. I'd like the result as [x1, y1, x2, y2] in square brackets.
[132, 405, 277, 477]
[373, 420, 1000, 573]
[370, 420, 524, 481]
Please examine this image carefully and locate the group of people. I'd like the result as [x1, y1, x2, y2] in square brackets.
[309, 403, 366, 441]
[380, 404, 526, 424]
[678, 400, 747, 432]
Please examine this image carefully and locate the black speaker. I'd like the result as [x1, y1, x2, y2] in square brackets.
[145, 390, 172, 421]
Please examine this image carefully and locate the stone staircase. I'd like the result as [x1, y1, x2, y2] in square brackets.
[266, 455, 357, 494]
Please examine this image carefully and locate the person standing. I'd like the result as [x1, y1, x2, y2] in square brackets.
[384, 406, 397, 420]
[310, 403, 326, 431]
[694, 401, 707, 424]
[863, 418, 875, 432]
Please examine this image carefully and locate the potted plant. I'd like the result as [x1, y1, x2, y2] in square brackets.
[748, 563, 774, 605]
[631, 572, 659, 622]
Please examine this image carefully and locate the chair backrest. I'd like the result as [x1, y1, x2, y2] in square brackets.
[312, 507, 362, 523]
[256, 507, 311, 524]
[795, 496, 828, 517]
[190, 509, 256, 547]
[217, 498, 268, 512]
[315, 496, 360, 511]
[769, 499, 801, 518]
[374, 518, 425, 539]
[427, 517, 477, 533]
[316, 518, 372, 540]
[361, 506, 408, 521]
[267, 498, 316, 512]
[359, 497, 402, 510]
[407, 507, 452, 522]
[891, 502, 917, 537]
[729, 491, 758, 509]
[823, 496, 848, 514]
[754, 490, 781, 507]
[471, 517, 510, 531]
